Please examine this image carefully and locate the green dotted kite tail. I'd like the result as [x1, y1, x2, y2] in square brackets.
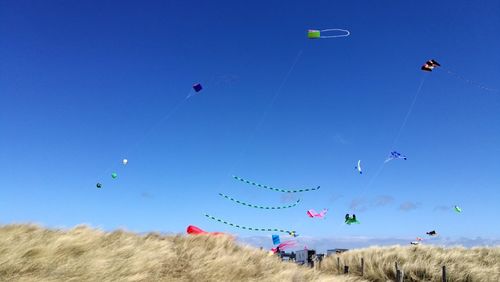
[218, 193, 300, 209]
[205, 214, 297, 236]
[233, 176, 320, 193]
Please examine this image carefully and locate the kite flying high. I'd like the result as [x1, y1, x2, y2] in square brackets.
[345, 214, 360, 225]
[421, 59, 441, 72]
[307, 29, 350, 39]
[355, 160, 362, 174]
[385, 151, 407, 163]
[307, 209, 328, 219]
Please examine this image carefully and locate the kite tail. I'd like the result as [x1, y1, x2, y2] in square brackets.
[204, 214, 296, 235]
[233, 176, 320, 193]
[218, 193, 301, 209]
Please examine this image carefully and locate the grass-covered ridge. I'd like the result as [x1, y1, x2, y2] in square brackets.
[0, 224, 362, 282]
[320, 244, 500, 281]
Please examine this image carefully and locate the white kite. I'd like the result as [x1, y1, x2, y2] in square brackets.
[355, 160, 362, 174]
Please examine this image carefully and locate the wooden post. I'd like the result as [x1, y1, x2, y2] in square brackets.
[337, 257, 340, 273]
[396, 269, 403, 282]
[344, 265, 349, 274]
[395, 261, 399, 272]
[360, 258, 364, 276]
[442, 265, 447, 282]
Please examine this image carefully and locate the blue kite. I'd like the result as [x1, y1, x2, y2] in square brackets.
[385, 151, 407, 163]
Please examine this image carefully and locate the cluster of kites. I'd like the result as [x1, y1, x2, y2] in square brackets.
[91, 27, 493, 253]
[181, 30, 470, 250]
[96, 83, 204, 189]
[96, 159, 128, 189]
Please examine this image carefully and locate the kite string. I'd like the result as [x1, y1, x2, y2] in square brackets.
[206, 49, 304, 232]
[347, 74, 428, 215]
[444, 68, 499, 93]
[98, 89, 191, 183]
[124, 91, 190, 157]
[391, 75, 427, 149]
[224, 49, 304, 175]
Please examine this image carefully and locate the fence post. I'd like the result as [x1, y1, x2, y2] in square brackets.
[395, 261, 399, 272]
[396, 269, 404, 282]
[442, 265, 447, 282]
[361, 258, 364, 276]
[337, 257, 340, 273]
[344, 265, 349, 274]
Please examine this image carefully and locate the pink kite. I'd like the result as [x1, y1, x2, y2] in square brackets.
[307, 209, 328, 219]
[186, 225, 226, 236]
[271, 240, 297, 253]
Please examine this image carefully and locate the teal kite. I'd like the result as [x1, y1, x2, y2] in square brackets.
[454, 205, 462, 213]
[345, 214, 360, 225]
[111, 172, 117, 179]
[233, 176, 320, 193]
[205, 214, 298, 237]
[218, 193, 300, 209]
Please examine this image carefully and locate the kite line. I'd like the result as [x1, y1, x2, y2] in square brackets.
[347, 72, 429, 214]
[205, 214, 297, 236]
[233, 176, 320, 193]
[218, 193, 300, 209]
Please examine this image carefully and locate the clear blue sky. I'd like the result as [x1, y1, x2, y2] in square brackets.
[1, 1, 499, 246]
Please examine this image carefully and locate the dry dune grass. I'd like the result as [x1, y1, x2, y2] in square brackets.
[0, 224, 363, 282]
[319, 245, 500, 281]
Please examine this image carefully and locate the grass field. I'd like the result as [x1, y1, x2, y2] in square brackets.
[319, 245, 500, 281]
[1, 224, 498, 281]
[0, 224, 363, 282]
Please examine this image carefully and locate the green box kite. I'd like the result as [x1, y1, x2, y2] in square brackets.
[308, 29, 321, 39]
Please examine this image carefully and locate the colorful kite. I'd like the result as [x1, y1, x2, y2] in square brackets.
[271, 240, 296, 254]
[345, 214, 360, 225]
[272, 235, 281, 245]
[96, 183, 102, 188]
[355, 160, 362, 174]
[454, 205, 462, 213]
[205, 214, 298, 236]
[307, 209, 328, 219]
[421, 59, 441, 72]
[307, 29, 350, 39]
[233, 176, 320, 193]
[186, 225, 226, 236]
[111, 172, 118, 179]
[385, 151, 407, 163]
[218, 193, 300, 209]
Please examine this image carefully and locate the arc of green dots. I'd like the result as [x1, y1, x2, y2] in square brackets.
[218, 193, 300, 209]
[233, 176, 320, 193]
[205, 214, 296, 236]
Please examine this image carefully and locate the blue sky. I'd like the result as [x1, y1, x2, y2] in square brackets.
[1, 1, 499, 249]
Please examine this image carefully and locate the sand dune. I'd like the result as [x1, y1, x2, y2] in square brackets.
[320, 245, 500, 281]
[0, 224, 362, 282]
